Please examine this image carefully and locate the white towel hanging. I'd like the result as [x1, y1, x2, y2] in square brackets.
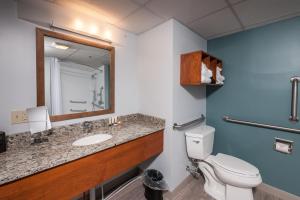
[201, 62, 212, 83]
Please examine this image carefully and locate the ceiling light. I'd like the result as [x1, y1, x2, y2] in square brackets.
[52, 42, 69, 50]
[50, 23, 113, 44]
[89, 25, 98, 35]
[104, 30, 112, 40]
[74, 19, 84, 30]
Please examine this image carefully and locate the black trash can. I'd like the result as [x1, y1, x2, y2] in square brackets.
[143, 169, 168, 200]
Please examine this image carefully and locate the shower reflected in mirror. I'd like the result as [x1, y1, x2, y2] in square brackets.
[44, 36, 110, 115]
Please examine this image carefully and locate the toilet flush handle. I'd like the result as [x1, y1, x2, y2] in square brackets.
[193, 140, 200, 144]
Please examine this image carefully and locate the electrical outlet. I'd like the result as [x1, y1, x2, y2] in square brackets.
[11, 111, 28, 124]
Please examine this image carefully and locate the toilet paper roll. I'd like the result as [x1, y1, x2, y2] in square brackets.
[275, 142, 290, 153]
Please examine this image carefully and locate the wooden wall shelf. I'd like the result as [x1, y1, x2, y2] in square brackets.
[180, 50, 223, 86]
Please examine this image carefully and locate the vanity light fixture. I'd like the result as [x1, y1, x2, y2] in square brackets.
[50, 22, 113, 45]
[89, 25, 99, 35]
[104, 29, 112, 41]
[52, 42, 69, 50]
[74, 19, 84, 30]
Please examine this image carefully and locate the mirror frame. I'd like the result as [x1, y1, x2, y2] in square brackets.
[36, 28, 115, 122]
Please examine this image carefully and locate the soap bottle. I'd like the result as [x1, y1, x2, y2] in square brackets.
[0, 132, 6, 153]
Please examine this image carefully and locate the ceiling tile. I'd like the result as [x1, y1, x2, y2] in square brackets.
[227, 0, 246, 5]
[189, 8, 242, 38]
[206, 28, 242, 39]
[88, 0, 140, 23]
[234, 0, 300, 27]
[51, 0, 140, 24]
[131, 0, 149, 6]
[117, 8, 165, 33]
[146, 0, 228, 24]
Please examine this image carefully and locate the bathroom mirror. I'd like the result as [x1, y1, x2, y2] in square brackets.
[36, 28, 115, 121]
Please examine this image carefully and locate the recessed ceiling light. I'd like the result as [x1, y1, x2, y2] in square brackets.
[52, 42, 69, 50]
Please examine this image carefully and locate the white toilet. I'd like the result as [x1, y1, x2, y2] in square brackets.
[185, 125, 262, 200]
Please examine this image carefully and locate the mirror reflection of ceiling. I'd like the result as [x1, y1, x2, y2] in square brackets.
[44, 36, 110, 69]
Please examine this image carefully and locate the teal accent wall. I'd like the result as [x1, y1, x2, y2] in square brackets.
[207, 17, 300, 196]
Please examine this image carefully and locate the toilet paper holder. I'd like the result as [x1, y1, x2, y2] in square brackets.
[273, 138, 293, 154]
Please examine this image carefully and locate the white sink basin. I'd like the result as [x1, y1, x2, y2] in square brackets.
[72, 134, 112, 146]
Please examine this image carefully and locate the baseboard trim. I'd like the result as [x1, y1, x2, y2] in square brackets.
[256, 183, 300, 200]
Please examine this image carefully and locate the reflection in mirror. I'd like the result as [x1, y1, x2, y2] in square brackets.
[44, 36, 110, 116]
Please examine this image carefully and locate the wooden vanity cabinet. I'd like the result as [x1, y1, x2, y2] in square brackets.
[0, 130, 163, 200]
[180, 50, 222, 86]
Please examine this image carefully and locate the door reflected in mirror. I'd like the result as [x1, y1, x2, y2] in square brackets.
[36, 28, 115, 121]
[44, 37, 110, 115]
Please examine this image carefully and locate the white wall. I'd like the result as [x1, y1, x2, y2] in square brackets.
[171, 20, 207, 189]
[0, 0, 139, 134]
[0, 1, 36, 134]
[137, 20, 174, 189]
[137, 20, 207, 190]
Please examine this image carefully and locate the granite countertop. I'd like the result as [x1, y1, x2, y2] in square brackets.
[0, 114, 165, 186]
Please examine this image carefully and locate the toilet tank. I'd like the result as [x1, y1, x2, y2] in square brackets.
[185, 125, 215, 160]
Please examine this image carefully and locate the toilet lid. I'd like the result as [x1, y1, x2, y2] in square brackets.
[185, 125, 215, 138]
[212, 153, 259, 177]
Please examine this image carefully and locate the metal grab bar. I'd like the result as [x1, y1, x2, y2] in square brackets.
[173, 114, 205, 130]
[223, 116, 300, 134]
[70, 100, 87, 104]
[70, 109, 87, 112]
[290, 76, 300, 122]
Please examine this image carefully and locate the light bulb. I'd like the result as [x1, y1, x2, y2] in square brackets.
[104, 30, 112, 40]
[74, 19, 84, 30]
[89, 25, 98, 35]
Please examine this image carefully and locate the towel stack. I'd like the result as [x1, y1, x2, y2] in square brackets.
[201, 62, 213, 83]
[216, 66, 225, 84]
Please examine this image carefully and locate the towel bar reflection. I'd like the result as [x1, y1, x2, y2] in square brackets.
[70, 100, 87, 104]
[70, 109, 87, 112]
[173, 114, 205, 130]
[223, 116, 300, 134]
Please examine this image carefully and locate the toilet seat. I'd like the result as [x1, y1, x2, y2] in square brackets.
[211, 153, 262, 188]
[212, 153, 259, 177]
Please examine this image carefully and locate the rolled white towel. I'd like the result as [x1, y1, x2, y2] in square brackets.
[202, 62, 208, 72]
[216, 74, 224, 84]
[217, 72, 225, 81]
[201, 75, 211, 83]
[216, 77, 225, 84]
[203, 71, 212, 80]
[201, 74, 212, 83]
[201, 62, 213, 83]
[216, 77, 224, 84]
[216, 66, 225, 84]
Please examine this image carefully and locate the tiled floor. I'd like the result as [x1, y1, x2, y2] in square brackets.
[164, 176, 215, 200]
[106, 175, 289, 200]
[109, 175, 215, 200]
